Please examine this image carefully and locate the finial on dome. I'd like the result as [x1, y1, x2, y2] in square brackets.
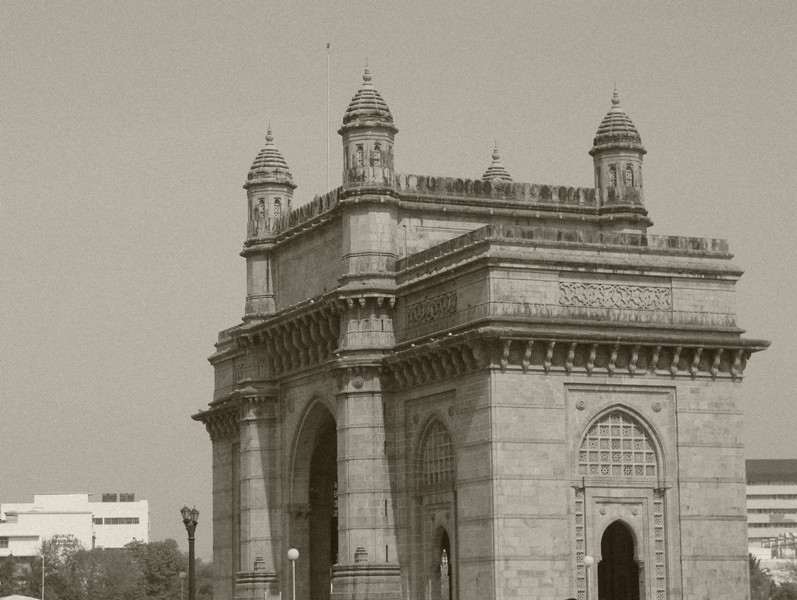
[611, 87, 621, 106]
[265, 124, 274, 143]
[363, 66, 372, 84]
[492, 140, 500, 161]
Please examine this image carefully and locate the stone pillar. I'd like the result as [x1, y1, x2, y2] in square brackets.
[331, 366, 401, 600]
[235, 392, 281, 600]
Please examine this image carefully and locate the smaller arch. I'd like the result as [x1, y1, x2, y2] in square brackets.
[625, 164, 634, 186]
[608, 164, 617, 186]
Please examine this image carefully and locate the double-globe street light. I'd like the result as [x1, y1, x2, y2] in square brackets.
[181, 506, 199, 600]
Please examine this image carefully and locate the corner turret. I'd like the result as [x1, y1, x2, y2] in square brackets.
[241, 126, 296, 319]
[338, 67, 397, 191]
[590, 90, 647, 229]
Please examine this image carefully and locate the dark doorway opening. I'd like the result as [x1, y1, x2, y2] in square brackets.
[309, 420, 337, 600]
[437, 528, 452, 600]
[598, 521, 640, 600]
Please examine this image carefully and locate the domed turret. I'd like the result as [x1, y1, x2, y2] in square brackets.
[245, 126, 297, 190]
[244, 126, 296, 240]
[590, 89, 646, 212]
[241, 126, 295, 320]
[481, 142, 513, 189]
[339, 67, 397, 190]
[340, 67, 397, 134]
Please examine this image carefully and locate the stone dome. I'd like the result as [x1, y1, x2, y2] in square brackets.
[481, 143, 513, 186]
[245, 127, 296, 189]
[590, 90, 646, 154]
[339, 67, 397, 133]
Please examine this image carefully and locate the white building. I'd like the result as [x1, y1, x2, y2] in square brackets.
[747, 460, 797, 580]
[0, 493, 149, 557]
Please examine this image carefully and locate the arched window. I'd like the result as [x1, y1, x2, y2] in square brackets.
[608, 165, 617, 187]
[373, 143, 381, 167]
[421, 420, 454, 487]
[625, 164, 634, 186]
[274, 199, 282, 221]
[356, 145, 364, 167]
[578, 411, 656, 478]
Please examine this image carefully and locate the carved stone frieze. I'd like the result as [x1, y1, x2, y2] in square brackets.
[558, 282, 672, 311]
[406, 291, 457, 327]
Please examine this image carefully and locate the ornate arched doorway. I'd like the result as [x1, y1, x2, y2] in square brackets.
[598, 521, 640, 600]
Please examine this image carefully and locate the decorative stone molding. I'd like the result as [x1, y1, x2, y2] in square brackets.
[201, 408, 239, 441]
[558, 282, 672, 311]
[384, 332, 756, 389]
[406, 291, 457, 327]
[237, 302, 342, 377]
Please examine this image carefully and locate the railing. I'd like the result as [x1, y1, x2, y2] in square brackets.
[395, 173, 598, 207]
[273, 188, 341, 235]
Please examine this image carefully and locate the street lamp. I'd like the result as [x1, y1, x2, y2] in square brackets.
[583, 555, 595, 600]
[181, 506, 199, 600]
[287, 548, 299, 600]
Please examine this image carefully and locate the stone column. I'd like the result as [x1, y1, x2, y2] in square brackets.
[331, 366, 401, 600]
[235, 391, 281, 600]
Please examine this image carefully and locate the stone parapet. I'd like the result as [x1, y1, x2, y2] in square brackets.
[396, 224, 730, 274]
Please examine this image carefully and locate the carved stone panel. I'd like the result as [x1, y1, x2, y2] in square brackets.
[558, 282, 671, 311]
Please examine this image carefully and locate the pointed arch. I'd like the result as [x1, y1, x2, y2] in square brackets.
[415, 414, 456, 491]
[576, 406, 664, 484]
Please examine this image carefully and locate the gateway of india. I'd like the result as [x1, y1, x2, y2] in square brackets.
[194, 68, 768, 600]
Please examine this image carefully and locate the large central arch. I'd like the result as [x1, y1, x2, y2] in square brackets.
[291, 401, 338, 600]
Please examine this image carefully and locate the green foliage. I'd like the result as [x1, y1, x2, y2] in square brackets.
[5, 538, 212, 600]
[774, 582, 797, 600]
[750, 553, 774, 600]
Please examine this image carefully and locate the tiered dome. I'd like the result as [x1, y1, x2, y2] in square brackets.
[340, 67, 397, 133]
[481, 143, 513, 186]
[244, 127, 296, 189]
[591, 90, 645, 154]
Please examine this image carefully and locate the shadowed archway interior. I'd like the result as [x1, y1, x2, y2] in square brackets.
[309, 416, 338, 600]
[598, 521, 640, 600]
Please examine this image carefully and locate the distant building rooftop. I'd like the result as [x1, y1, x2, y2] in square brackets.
[747, 460, 797, 484]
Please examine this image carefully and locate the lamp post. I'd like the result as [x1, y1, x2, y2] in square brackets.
[583, 555, 595, 600]
[287, 548, 299, 600]
[181, 506, 199, 600]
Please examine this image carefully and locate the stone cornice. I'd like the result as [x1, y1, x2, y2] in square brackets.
[192, 387, 278, 441]
[384, 326, 768, 389]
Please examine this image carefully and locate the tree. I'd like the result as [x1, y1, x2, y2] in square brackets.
[750, 553, 774, 600]
[195, 558, 213, 600]
[125, 539, 186, 600]
[0, 555, 19, 596]
[62, 547, 144, 600]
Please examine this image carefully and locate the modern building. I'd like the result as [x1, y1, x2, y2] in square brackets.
[747, 460, 797, 563]
[0, 493, 149, 557]
[194, 68, 768, 600]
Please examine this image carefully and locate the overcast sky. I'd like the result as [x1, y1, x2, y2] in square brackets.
[2, 2, 796, 560]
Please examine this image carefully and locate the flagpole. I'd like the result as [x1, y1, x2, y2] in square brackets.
[327, 42, 330, 192]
